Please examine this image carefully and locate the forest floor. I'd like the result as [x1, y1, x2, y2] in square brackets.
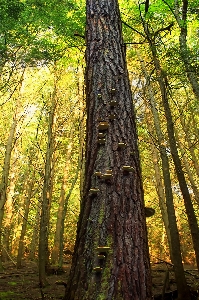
[0, 259, 199, 300]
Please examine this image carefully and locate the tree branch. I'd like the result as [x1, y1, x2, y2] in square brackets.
[145, 0, 150, 13]
[154, 22, 175, 36]
[121, 20, 146, 38]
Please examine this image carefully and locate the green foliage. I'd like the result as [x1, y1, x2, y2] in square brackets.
[0, 0, 85, 66]
[8, 281, 17, 286]
[0, 0, 25, 29]
[0, 291, 16, 299]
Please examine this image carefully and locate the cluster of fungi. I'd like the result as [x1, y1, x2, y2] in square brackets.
[87, 88, 155, 274]
[89, 88, 135, 197]
[88, 88, 137, 273]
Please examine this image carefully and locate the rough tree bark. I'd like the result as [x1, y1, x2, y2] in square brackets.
[64, 1, 152, 299]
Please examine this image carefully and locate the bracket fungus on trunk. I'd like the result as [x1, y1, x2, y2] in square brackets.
[118, 142, 126, 149]
[97, 254, 106, 260]
[122, 166, 134, 173]
[98, 122, 109, 131]
[96, 246, 110, 254]
[98, 138, 106, 145]
[94, 171, 102, 177]
[101, 173, 113, 180]
[93, 267, 103, 273]
[111, 88, 116, 95]
[109, 114, 116, 120]
[89, 188, 100, 197]
[109, 100, 118, 107]
[98, 132, 106, 138]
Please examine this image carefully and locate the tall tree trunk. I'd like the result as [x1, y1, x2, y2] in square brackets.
[143, 19, 199, 283]
[39, 87, 56, 287]
[175, 130, 199, 206]
[0, 116, 17, 271]
[3, 170, 15, 260]
[17, 174, 35, 268]
[179, 113, 199, 178]
[151, 145, 172, 259]
[51, 135, 73, 265]
[141, 77, 172, 259]
[146, 122, 172, 260]
[174, 0, 199, 99]
[29, 204, 40, 261]
[138, 54, 188, 297]
[64, 1, 152, 299]
[77, 66, 86, 201]
[58, 163, 79, 268]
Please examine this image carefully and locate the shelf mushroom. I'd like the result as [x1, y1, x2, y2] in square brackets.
[98, 254, 106, 260]
[93, 267, 102, 273]
[94, 171, 102, 177]
[98, 138, 106, 145]
[106, 170, 113, 174]
[98, 132, 106, 138]
[122, 166, 134, 173]
[101, 173, 113, 180]
[97, 94, 102, 99]
[96, 246, 110, 254]
[109, 100, 118, 107]
[89, 188, 100, 196]
[101, 169, 113, 180]
[98, 122, 109, 131]
[111, 88, 116, 95]
[118, 142, 126, 149]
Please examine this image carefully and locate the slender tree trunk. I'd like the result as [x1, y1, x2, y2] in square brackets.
[39, 86, 56, 287]
[58, 163, 79, 268]
[175, 130, 199, 205]
[77, 66, 86, 201]
[149, 135, 173, 260]
[29, 204, 40, 261]
[142, 83, 172, 259]
[3, 171, 15, 260]
[51, 136, 73, 265]
[17, 175, 35, 268]
[192, 115, 199, 141]
[179, 114, 199, 178]
[137, 54, 189, 298]
[0, 117, 17, 271]
[64, 1, 152, 299]
[143, 22, 199, 282]
[174, 0, 199, 99]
